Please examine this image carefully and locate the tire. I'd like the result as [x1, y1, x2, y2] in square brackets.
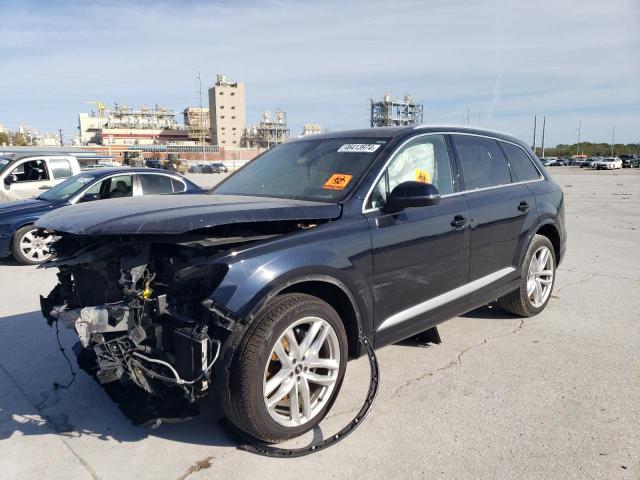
[223, 293, 348, 443]
[11, 225, 54, 265]
[498, 234, 556, 317]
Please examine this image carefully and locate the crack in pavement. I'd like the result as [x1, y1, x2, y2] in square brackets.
[558, 267, 640, 283]
[389, 319, 526, 400]
[177, 450, 233, 480]
[326, 319, 527, 423]
[554, 272, 595, 295]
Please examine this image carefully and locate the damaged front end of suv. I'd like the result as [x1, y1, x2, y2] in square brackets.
[38, 193, 340, 407]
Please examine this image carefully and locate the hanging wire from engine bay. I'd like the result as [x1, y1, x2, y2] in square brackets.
[231, 336, 380, 458]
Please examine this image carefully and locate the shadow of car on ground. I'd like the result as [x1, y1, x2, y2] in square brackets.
[0, 303, 522, 447]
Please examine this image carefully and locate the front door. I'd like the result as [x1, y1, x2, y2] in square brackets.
[366, 134, 470, 346]
[2, 158, 53, 201]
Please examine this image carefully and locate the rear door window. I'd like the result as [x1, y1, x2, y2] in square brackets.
[139, 174, 175, 195]
[500, 142, 541, 182]
[452, 135, 512, 190]
[49, 158, 73, 179]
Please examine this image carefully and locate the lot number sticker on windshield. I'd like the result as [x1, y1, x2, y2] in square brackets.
[323, 173, 353, 190]
[337, 144, 381, 153]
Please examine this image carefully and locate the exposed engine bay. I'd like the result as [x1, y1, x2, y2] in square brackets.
[40, 221, 315, 403]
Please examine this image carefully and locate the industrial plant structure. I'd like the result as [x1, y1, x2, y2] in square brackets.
[370, 93, 423, 128]
[183, 107, 210, 144]
[78, 103, 190, 146]
[244, 111, 290, 148]
[300, 123, 324, 137]
[208, 74, 246, 147]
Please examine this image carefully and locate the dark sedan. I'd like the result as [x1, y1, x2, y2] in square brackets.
[0, 168, 202, 264]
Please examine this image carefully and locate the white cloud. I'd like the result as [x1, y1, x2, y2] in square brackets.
[0, 0, 638, 144]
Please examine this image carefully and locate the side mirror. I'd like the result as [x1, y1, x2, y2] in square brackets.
[383, 181, 441, 213]
[3, 174, 17, 186]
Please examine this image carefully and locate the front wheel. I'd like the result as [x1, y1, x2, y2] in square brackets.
[223, 293, 348, 443]
[498, 234, 556, 317]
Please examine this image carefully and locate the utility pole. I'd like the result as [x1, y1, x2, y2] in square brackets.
[466, 107, 470, 126]
[576, 120, 581, 155]
[197, 71, 206, 163]
[532, 115, 537, 152]
[541, 116, 546, 158]
[58, 129, 63, 147]
[611, 124, 615, 156]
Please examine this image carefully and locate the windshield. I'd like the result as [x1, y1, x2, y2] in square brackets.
[38, 174, 95, 201]
[0, 157, 10, 174]
[212, 137, 389, 202]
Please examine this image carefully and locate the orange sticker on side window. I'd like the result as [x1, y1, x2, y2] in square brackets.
[415, 169, 430, 184]
[323, 173, 353, 190]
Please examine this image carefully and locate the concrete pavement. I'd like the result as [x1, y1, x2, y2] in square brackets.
[0, 167, 638, 479]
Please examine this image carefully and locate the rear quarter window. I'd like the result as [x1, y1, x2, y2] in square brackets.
[500, 142, 541, 182]
[171, 178, 186, 192]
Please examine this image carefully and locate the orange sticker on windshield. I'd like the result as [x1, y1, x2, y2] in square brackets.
[323, 173, 353, 190]
[415, 169, 430, 184]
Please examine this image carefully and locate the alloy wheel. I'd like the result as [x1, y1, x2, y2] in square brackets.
[263, 316, 341, 428]
[527, 246, 554, 308]
[19, 228, 53, 262]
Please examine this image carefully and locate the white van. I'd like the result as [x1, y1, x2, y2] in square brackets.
[0, 153, 82, 202]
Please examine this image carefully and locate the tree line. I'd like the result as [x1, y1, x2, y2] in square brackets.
[534, 142, 640, 158]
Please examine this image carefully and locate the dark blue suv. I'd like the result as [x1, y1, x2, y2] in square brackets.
[39, 127, 565, 444]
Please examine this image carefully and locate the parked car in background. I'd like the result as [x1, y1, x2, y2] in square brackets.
[580, 157, 598, 168]
[39, 126, 565, 444]
[145, 158, 165, 169]
[0, 168, 203, 265]
[620, 155, 640, 168]
[0, 153, 82, 203]
[595, 157, 623, 170]
[541, 158, 557, 166]
[211, 162, 228, 173]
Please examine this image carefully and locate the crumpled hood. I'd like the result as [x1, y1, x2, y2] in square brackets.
[36, 194, 342, 235]
[0, 198, 56, 218]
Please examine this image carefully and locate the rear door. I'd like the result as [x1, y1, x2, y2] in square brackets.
[451, 134, 538, 282]
[366, 133, 470, 346]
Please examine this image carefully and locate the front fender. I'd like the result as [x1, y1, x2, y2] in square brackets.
[205, 218, 373, 334]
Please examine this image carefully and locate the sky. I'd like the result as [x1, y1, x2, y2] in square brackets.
[0, 0, 639, 146]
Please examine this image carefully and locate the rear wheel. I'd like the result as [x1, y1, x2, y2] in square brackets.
[498, 234, 556, 317]
[11, 225, 54, 265]
[223, 293, 348, 443]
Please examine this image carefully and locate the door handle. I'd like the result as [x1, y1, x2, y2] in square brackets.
[518, 201, 529, 212]
[451, 214, 468, 229]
